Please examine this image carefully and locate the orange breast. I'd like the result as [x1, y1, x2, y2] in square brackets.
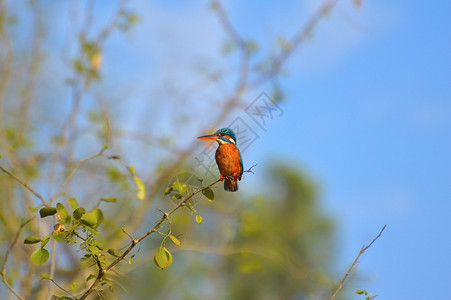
[215, 143, 242, 177]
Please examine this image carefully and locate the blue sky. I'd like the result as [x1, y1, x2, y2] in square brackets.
[106, 0, 450, 298]
[7, 0, 450, 298]
[230, 0, 451, 299]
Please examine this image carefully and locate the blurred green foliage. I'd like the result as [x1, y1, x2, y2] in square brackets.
[117, 164, 337, 300]
[0, 1, 349, 299]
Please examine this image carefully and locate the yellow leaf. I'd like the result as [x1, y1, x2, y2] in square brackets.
[133, 175, 146, 200]
[172, 180, 187, 193]
[169, 235, 181, 246]
[195, 214, 203, 225]
[127, 165, 136, 174]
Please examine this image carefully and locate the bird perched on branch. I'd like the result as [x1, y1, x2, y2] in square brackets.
[197, 128, 243, 192]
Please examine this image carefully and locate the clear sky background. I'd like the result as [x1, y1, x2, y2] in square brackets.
[107, 0, 450, 298]
[8, 0, 450, 299]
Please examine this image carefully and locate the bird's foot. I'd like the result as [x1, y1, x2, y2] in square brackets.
[219, 175, 224, 181]
[232, 173, 239, 178]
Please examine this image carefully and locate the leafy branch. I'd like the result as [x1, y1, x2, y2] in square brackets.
[78, 165, 256, 300]
[330, 225, 386, 300]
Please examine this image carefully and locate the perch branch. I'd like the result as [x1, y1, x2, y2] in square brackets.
[78, 166, 256, 300]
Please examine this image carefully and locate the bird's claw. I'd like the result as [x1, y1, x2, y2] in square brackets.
[219, 175, 224, 181]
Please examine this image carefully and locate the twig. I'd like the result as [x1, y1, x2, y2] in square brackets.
[42, 277, 77, 299]
[48, 223, 58, 298]
[49, 147, 107, 204]
[0, 165, 47, 205]
[0, 217, 34, 300]
[330, 225, 387, 300]
[78, 167, 256, 300]
[253, 0, 340, 86]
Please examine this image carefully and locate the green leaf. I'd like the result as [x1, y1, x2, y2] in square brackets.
[186, 203, 197, 213]
[134, 176, 146, 200]
[202, 187, 215, 201]
[195, 214, 203, 225]
[172, 180, 187, 193]
[171, 193, 182, 200]
[73, 207, 86, 220]
[107, 249, 119, 257]
[30, 248, 49, 266]
[70, 281, 78, 292]
[73, 59, 85, 74]
[154, 246, 173, 269]
[53, 232, 66, 242]
[356, 290, 368, 295]
[164, 187, 173, 195]
[169, 235, 181, 246]
[80, 208, 104, 228]
[56, 203, 71, 224]
[100, 198, 117, 203]
[24, 236, 41, 244]
[86, 274, 96, 282]
[128, 248, 141, 264]
[129, 253, 135, 264]
[68, 197, 78, 210]
[39, 207, 57, 218]
[41, 235, 51, 248]
[80, 254, 92, 261]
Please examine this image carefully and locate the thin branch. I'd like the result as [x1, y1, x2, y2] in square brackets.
[212, 1, 246, 48]
[330, 225, 387, 300]
[211, 1, 250, 123]
[78, 166, 256, 300]
[253, 0, 340, 86]
[0, 165, 47, 205]
[49, 147, 107, 204]
[48, 223, 58, 298]
[42, 278, 77, 299]
[0, 217, 34, 300]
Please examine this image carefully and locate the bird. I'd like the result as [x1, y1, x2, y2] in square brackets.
[197, 128, 243, 192]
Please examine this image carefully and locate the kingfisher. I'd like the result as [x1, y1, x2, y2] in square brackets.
[197, 128, 243, 192]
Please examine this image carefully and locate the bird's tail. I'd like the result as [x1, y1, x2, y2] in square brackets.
[224, 177, 239, 192]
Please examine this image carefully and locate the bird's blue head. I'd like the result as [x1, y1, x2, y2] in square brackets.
[197, 127, 237, 145]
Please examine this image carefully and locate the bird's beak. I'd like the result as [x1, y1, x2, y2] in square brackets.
[197, 134, 218, 140]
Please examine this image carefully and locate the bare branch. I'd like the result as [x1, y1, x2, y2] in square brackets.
[42, 277, 77, 299]
[0, 165, 47, 205]
[212, 1, 246, 48]
[49, 147, 108, 204]
[330, 225, 387, 300]
[254, 0, 340, 86]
